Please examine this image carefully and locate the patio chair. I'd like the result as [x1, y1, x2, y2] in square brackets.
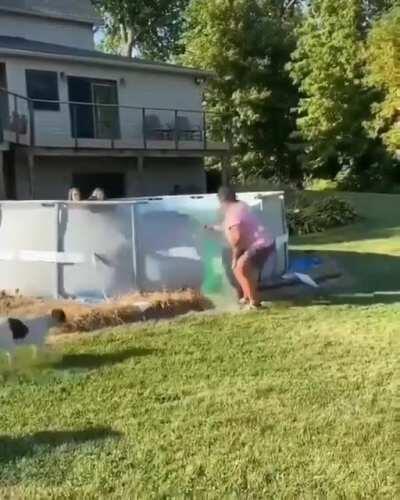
[144, 114, 173, 141]
[9, 111, 27, 135]
[175, 116, 203, 141]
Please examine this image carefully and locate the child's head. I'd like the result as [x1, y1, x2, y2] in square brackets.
[68, 187, 81, 202]
[90, 188, 105, 201]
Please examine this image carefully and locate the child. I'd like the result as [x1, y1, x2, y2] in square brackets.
[68, 187, 81, 201]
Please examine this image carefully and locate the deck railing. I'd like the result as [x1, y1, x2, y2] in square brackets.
[0, 87, 229, 152]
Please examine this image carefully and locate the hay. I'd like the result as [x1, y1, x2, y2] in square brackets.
[0, 290, 212, 334]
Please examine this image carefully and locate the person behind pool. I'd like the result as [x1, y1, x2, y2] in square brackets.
[206, 186, 276, 309]
[68, 187, 81, 202]
[88, 187, 105, 201]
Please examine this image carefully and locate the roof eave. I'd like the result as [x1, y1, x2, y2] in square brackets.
[0, 6, 102, 25]
[0, 48, 213, 78]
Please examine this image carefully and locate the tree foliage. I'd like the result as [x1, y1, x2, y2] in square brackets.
[289, 0, 377, 177]
[181, 0, 302, 183]
[366, 4, 400, 155]
[92, 0, 400, 189]
[92, 0, 189, 60]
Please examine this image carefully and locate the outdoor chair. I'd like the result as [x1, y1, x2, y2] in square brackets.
[144, 114, 173, 141]
[9, 111, 27, 135]
[175, 116, 203, 141]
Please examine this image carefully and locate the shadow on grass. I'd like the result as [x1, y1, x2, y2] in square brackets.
[313, 294, 400, 306]
[0, 427, 121, 464]
[311, 250, 400, 294]
[267, 249, 400, 307]
[272, 293, 400, 310]
[56, 347, 158, 370]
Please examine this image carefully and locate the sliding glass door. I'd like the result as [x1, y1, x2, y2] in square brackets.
[92, 82, 120, 140]
[68, 77, 120, 140]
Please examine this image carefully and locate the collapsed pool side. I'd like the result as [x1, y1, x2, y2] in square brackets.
[0, 192, 289, 299]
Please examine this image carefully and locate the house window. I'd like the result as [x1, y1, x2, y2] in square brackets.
[26, 70, 60, 111]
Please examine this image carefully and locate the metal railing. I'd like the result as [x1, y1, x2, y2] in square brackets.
[0, 87, 229, 151]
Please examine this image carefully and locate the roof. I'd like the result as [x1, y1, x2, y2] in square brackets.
[0, 37, 212, 78]
[0, 0, 101, 24]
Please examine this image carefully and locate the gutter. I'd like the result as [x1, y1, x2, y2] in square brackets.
[0, 48, 213, 79]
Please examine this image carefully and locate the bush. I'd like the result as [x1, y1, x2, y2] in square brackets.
[287, 195, 358, 236]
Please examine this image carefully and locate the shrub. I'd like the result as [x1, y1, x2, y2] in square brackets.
[287, 195, 358, 236]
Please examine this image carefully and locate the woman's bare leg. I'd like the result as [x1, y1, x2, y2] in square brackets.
[233, 254, 260, 305]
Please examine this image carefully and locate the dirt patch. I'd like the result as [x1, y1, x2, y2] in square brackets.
[0, 290, 212, 334]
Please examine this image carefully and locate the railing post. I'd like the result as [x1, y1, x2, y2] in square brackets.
[142, 108, 147, 150]
[14, 95, 19, 144]
[28, 100, 35, 147]
[203, 111, 207, 150]
[72, 104, 78, 149]
[111, 104, 115, 149]
[174, 110, 179, 150]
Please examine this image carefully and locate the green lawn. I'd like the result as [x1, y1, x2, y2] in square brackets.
[1, 192, 400, 498]
[292, 191, 400, 296]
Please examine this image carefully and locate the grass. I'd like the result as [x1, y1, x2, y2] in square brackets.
[0, 191, 399, 498]
[292, 191, 400, 295]
[0, 307, 399, 498]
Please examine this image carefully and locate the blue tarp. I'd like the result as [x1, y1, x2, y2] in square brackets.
[289, 256, 322, 274]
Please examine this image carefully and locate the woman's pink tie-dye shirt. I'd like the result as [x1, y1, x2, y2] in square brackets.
[224, 202, 273, 253]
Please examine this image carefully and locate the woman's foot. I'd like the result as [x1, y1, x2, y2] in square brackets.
[238, 297, 249, 306]
[246, 301, 262, 310]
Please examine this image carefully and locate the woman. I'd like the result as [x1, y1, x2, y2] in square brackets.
[208, 187, 276, 308]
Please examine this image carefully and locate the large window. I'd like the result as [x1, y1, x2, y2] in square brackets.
[26, 70, 60, 111]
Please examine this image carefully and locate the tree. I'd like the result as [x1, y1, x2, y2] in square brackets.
[92, 0, 189, 60]
[181, 0, 302, 184]
[289, 0, 379, 179]
[366, 4, 400, 156]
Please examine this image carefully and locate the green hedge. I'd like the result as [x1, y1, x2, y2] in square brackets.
[287, 195, 358, 236]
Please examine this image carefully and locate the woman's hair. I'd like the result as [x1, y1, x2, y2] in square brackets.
[68, 187, 81, 201]
[218, 186, 237, 203]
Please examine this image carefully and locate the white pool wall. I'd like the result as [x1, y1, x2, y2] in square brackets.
[0, 192, 288, 298]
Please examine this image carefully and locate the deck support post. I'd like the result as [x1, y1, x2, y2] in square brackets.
[0, 151, 5, 199]
[28, 149, 35, 200]
[137, 155, 145, 195]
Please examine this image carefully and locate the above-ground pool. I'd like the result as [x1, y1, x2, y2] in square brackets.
[0, 192, 288, 299]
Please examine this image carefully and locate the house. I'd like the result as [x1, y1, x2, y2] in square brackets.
[0, 0, 229, 200]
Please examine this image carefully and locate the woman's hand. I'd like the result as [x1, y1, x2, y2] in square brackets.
[204, 224, 222, 232]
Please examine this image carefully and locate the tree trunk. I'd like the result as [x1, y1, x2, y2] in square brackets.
[121, 26, 135, 57]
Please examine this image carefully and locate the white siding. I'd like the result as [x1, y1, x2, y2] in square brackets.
[0, 12, 95, 49]
[3, 56, 204, 148]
